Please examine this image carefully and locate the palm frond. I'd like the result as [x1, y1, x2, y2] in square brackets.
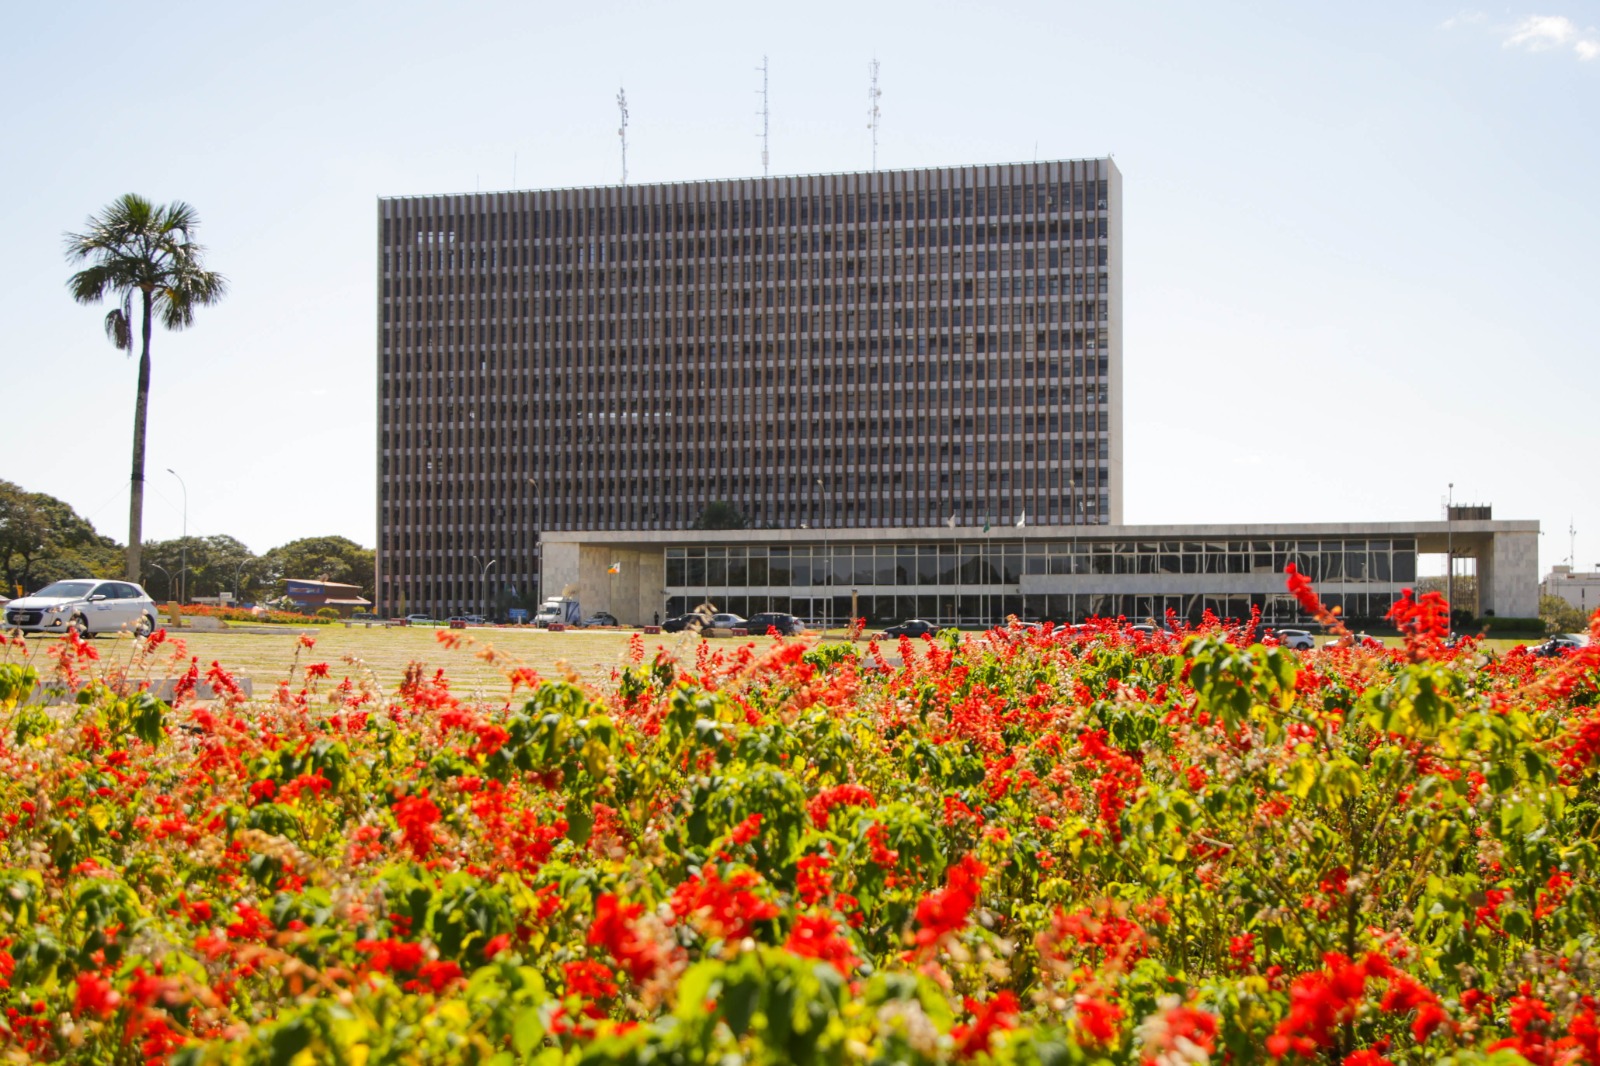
[102, 307, 132, 353]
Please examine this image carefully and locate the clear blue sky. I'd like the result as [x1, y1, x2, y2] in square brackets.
[3, 2, 1595, 577]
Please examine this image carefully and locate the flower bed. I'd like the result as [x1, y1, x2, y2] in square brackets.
[0, 588, 1598, 1064]
[170, 603, 336, 626]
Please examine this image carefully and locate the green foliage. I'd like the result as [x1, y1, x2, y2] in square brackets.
[1538, 597, 1591, 635]
[691, 500, 747, 529]
[262, 534, 376, 598]
[0, 479, 122, 593]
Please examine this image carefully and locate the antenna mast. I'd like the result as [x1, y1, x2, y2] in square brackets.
[1571, 518, 1578, 567]
[868, 58, 882, 171]
[617, 87, 629, 186]
[757, 55, 770, 177]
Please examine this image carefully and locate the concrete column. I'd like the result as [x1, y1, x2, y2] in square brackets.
[540, 542, 581, 602]
[1482, 531, 1539, 618]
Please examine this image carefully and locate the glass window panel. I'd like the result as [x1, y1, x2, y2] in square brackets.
[1393, 550, 1415, 583]
[708, 557, 726, 586]
[748, 557, 767, 585]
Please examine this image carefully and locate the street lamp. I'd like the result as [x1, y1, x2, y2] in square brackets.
[1445, 481, 1454, 626]
[469, 555, 498, 620]
[167, 468, 187, 605]
[148, 564, 171, 603]
[233, 558, 249, 606]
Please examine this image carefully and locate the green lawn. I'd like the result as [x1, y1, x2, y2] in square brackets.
[8, 622, 1547, 701]
[11, 624, 716, 698]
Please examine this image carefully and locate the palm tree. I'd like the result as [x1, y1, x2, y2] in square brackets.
[65, 195, 226, 582]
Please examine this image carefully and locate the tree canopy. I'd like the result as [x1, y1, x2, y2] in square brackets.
[0, 480, 122, 595]
[261, 536, 375, 597]
[692, 501, 748, 530]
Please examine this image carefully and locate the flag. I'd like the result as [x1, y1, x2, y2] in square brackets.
[607, 562, 621, 574]
[1016, 512, 1027, 529]
[983, 518, 991, 533]
[946, 513, 958, 530]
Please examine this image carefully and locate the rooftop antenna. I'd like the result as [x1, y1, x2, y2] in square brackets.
[868, 57, 882, 171]
[757, 55, 770, 177]
[617, 87, 629, 186]
[1571, 517, 1578, 567]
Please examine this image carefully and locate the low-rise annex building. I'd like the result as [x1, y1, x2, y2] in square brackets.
[541, 517, 1538, 629]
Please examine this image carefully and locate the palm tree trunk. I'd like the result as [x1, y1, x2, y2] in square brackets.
[126, 289, 154, 583]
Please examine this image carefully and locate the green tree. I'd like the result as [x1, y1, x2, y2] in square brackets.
[64, 195, 227, 583]
[1541, 593, 1591, 635]
[261, 536, 375, 598]
[0, 480, 122, 595]
[141, 535, 261, 602]
[692, 501, 747, 530]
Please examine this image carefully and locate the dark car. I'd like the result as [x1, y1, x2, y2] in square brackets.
[745, 612, 805, 636]
[1527, 636, 1584, 658]
[582, 611, 620, 628]
[882, 618, 939, 639]
[660, 613, 705, 633]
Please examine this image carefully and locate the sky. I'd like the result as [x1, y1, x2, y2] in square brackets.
[2, 1, 1596, 577]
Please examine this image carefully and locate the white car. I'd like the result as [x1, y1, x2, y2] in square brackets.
[709, 613, 747, 629]
[4, 579, 158, 637]
[1275, 628, 1316, 651]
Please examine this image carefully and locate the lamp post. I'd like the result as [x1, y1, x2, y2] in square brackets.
[1445, 482, 1454, 626]
[527, 479, 542, 607]
[469, 555, 497, 621]
[233, 559, 249, 606]
[148, 564, 171, 604]
[167, 468, 187, 605]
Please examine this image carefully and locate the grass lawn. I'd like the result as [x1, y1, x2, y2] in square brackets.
[10, 624, 729, 698]
[7, 622, 1548, 701]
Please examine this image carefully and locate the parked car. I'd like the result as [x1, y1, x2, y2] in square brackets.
[745, 612, 805, 636]
[1527, 635, 1585, 658]
[882, 618, 939, 639]
[4, 579, 157, 637]
[660, 613, 704, 633]
[404, 614, 434, 625]
[461, 614, 487, 624]
[708, 613, 747, 629]
[582, 611, 620, 627]
[1323, 632, 1380, 649]
[1274, 628, 1316, 651]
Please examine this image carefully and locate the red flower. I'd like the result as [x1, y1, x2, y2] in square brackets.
[1386, 588, 1450, 662]
[669, 866, 779, 940]
[1074, 991, 1123, 1045]
[587, 893, 663, 983]
[72, 972, 120, 1018]
[914, 854, 986, 949]
[393, 792, 441, 858]
[356, 937, 425, 974]
[563, 959, 619, 1000]
[785, 913, 859, 976]
[808, 783, 876, 829]
[952, 990, 1020, 1058]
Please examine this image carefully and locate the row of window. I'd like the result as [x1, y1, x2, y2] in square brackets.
[383, 177, 1111, 246]
[661, 589, 1389, 630]
[663, 540, 1418, 589]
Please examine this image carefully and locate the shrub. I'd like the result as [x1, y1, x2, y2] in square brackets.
[3, 590, 1599, 1065]
[1477, 615, 1545, 635]
[315, 607, 340, 620]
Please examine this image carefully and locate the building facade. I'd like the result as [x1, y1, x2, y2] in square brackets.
[540, 519, 1541, 630]
[377, 159, 1123, 618]
[1543, 565, 1600, 618]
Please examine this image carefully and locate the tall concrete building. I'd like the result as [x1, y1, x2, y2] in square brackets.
[378, 159, 1124, 619]
[377, 158, 1539, 627]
